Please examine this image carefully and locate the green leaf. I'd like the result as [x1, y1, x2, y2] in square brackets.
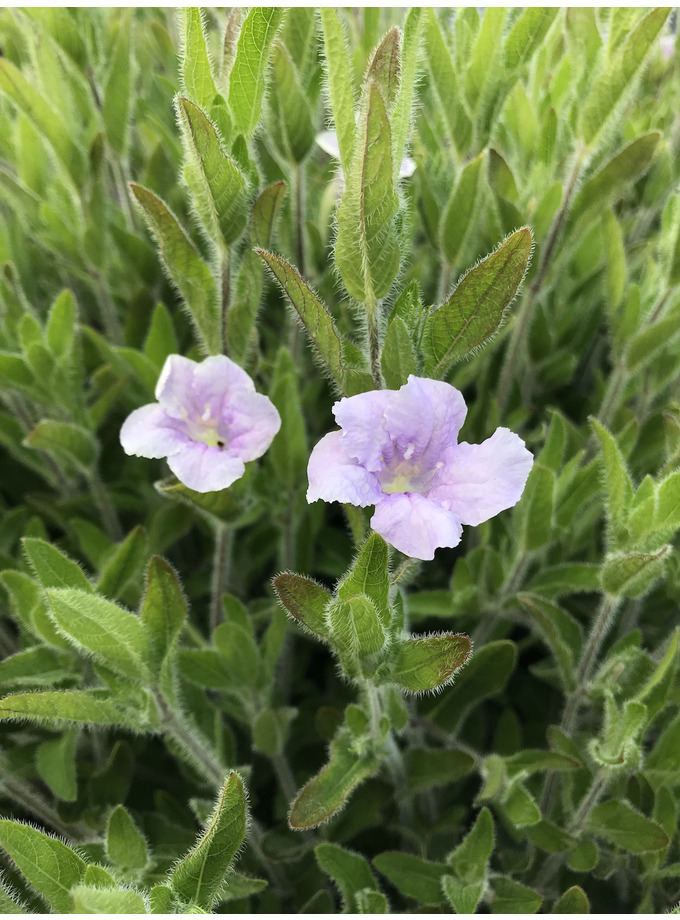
[356, 889, 387, 913]
[373, 852, 446, 906]
[366, 28, 401, 110]
[214, 621, 261, 688]
[46, 588, 152, 682]
[521, 464, 555, 552]
[390, 633, 471, 693]
[257, 249, 372, 396]
[503, 783, 541, 827]
[179, 649, 230, 689]
[443, 876, 485, 915]
[504, 8, 558, 71]
[71, 886, 147, 913]
[567, 840, 599, 873]
[0, 690, 130, 727]
[423, 10, 472, 155]
[579, 8, 670, 148]
[391, 9, 422, 179]
[587, 800, 669, 852]
[527, 563, 600, 598]
[130, 183, 220, 355]
[424, 228, 533, 378]
[504, 749, 581, 778]
[0, 59, 84, 184]
[107, 805, 148, 870]
[269, 41, 315, 164]
[315, 843, 378, 912]
[226, 181, 287, 362]
[0, 646, 73, 688]
[406, 748, 475, 793]
[645, 712, 680, 788]
[0, 820, 85, 912]
[571, 133, 661, 223]
[96, 526, 147, 600]
[449, 806, 494, 883]
[627, 313, 680, 371]
[637, 630, 678, 703]
[102, 11, 132, 157]
[600, 547, 669, 598]
[23, 537, 92, 592]
[36, 730, 78, 801]
[140, 556, 187, 676]
[440, 152, 486, 267]
[155, 475, 257, 528]
[268, 347, 308, 488]
[328, 596, 386, 668]
[45, 289, 76, 356]
[228, 8, 283, 139]
[517, 593, 583, 689]
[491, 877, 542, 913]
[181, 9, 218, 112]
[177, 96, 247, 249]
[427, 641, 516, 731]
[552, 886, 590, 913]
[380, 316, 417, 389]
[24, 420, 97, 469]
[591, 419, 634, 533]
[337, 533, 390, 625]
[272, 573, 331, 641]
[171, 772, 247, 910]
[319, 9, 356, 171]
[335, 82, 400, 304]
[289, 734, 380, 830]
[219, 871, 267, 903]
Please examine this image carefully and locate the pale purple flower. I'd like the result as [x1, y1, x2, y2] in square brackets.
[120, 354, 281, 493]
[307, 376, 533, 561]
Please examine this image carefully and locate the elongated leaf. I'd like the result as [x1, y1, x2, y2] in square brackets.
[24, 420, 97, 469]
[181, 9, 218, 111]
[102, 10, 132, 156]
[36, 731, 78, 801]
[423, 10, 472, 155]
[269, 41, 315, 164]
[579, 8, 670, 147]
[591, 419, 634, 533]
[141, 556, 187, 674]
[71, 886, 147, 913]
[171, 773, 247, 909]
[319, 9, 356, 170]
[273, 573, 331, 640]
[504, 9, 558, 71]
[0, 821, 85, 913]
[424, 228, 532, 377]
[517, 593, 583, 689]
[337, 533, 390, 624]
[381, 315, 417, 389]
[96, 526, 147, 599]
[107, 806, 148, 870]
[0, 646, 73, 688]
[46, 588, 152, 682]
[23, 537, 92, 592]
[601, 547, 669, 598]
[366, 28, 401, 111]
[176, 96, 247, 248]
[373, 852, 446, 905]
[228, 8, 283, 139]
[257, 249, 372, 395]
[449, 807, 494, 883]
[130, 183, 220, 354]
[491, 877, 542, 913]
[407, 748, 475, 792]
[0, 59, 84, 184]
[335, 83, 400, 304]
[391, 9, 422, 179]
[315, 843, 378, 912]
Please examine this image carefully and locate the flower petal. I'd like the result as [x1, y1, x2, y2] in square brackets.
[155, 354, 198, 419]
[332, 389, 392, 472]
[120, 404, 189, 459]
[427, 427, 533, 526]
[383, 375, 467, 466]
[370, 493, 462, 561]
[167, 442, 246, 493]
[225, 391, 281, 461]
[307, 431, 383, 507]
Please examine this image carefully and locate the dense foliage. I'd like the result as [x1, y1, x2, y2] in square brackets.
[0, 7, 679, 914]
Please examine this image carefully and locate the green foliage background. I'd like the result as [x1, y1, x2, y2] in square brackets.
[0, 6, 679, 914]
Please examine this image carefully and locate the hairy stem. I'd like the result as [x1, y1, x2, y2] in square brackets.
[87, 469, 123, 541]
[0, 773, 95, 843]
[221, 247, 231, 355]
[210, 524, 232, 633]
[155, 691, 226, 787]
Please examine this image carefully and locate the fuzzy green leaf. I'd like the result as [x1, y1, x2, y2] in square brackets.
[107, 805, 148, 871]
[337, 533, 390, 625]
[273, 573, 332, 641]
[587, 800, 669, 852]
[228, 8, 283, 139]
[23, 537, 92, 593]
[319, 9, 356, 170]
[373, 852, 446, 906]
[71, 886, 147, 913]
[181, 9, 219, 112]
[390, 634, 471, 693]
[315, 843, 378, 912]
[381, 316, 417, 389]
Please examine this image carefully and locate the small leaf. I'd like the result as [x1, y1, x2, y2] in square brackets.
[552, 886, 590, 913]
[449, 806, 494, 883]
[590, 419, 634, 533]
[390, 633, 471, 693]
[517, 593, 583, 689]
[171, 772, 247, 910]
[315, 843, 378, 912]
[24, 420, 97, 469]
[273, 573, 331, 641]
[406, 748, 475, 793]
[366, 28, 401, 110]
[424, 228, 532, 378]
[130, 184, 220, 355]
[381, 316, 417, 389]
[504, 9, 558, 71]
[96, 526, 147, 600]
[36, 731, 78, 801]
[587, 799, 669, 852]
[443, 876, 485, 914]
[601, 547, 669, 598]
[491, 877, 542, 913]
[102, 11, 132, 156]
[423, 10, 471, 155]
[107, 805, 148, 871]
[23, 537, 92, 592]
[0, 690, 130, 727]
[181, 9, 218, 112]
[319, 9, 356, 171]
[141, 556, 187, 676]
[337, 533, 390, 625]
[269, 41, 315, 164]
[440, 152, 486, 266]
[46, 588, 152, 682]
[228, 8, 284, 139]
[373, 852, 446, 906]
[328, 596, 386, 666]
[0, 821, 85, 913]
[71, 886, 147, 914]
[257, 249, 372, 395]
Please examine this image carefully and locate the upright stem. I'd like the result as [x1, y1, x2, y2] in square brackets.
[289, 165, 305, 362]
[210, 524, 232, 633]
[221, 247, 231, 355]
[497, 151, 584, 412]
[365, 291, 382, 389]
[0, 773, 95, 842]
[87, 469, 123, 541]
[154, 691, 225, 787]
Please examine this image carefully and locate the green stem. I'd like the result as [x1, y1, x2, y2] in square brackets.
[87, 469, 123, 541]
[210, 524, 232, 633]
[366, 294, 383, 390]
[221, 247, 231, 355]
[154, 692, 226, 787]
[272, 750, 297, 802]
[0, 773, 95, 842]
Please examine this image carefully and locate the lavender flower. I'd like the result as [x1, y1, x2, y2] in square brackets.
[307, 376, 533, 560]
[120, 354, 281, 493]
